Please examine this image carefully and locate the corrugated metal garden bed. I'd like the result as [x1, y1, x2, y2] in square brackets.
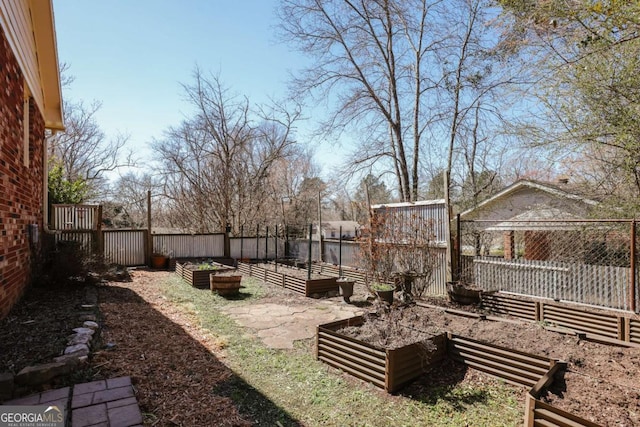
[481, 292, 640, 347]
[316, 316, 447, 393]
[237, 262, 338, 297]
[175, 261, 236, 288]
[317, 312, 605, 426]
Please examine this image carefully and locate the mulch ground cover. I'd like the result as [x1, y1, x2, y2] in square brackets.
[0, 284, 86, 374]
[2, 267, 639, 426]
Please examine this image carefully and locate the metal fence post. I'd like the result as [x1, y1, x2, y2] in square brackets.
[265, 226, 269, 262]
[339, 226, 343, 277]
[631, 219, 637, 312]
[308, 223, 313, 280]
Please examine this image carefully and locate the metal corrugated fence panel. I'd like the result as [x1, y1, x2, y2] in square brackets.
[289, 239, 321, 262]
[324, 240, 362, 267]
[373, 201, 448, 242]
[230, 237, 283, 259]
[103, 230, 146, 266]
[290, 243, 447, 296]
[153, 234, 225, 258]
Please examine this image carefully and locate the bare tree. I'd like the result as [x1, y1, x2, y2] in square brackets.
[279, 0, 522, 204]
[498, 1, 640, 213]
[279, 0, 452, 201]
[152, 68, 302, 234]
[47, 64, 134, 201]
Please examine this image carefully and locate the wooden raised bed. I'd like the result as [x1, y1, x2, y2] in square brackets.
[238, 262, 339, 297]
[316, 316, 447, 393]
[175, 261, 235, 288]
[210, 274, 243, 296]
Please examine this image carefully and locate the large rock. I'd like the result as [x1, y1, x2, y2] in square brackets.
[15, 362, 72, 386]
[53, 354, 87, 365]
[67, 333, 92, 346]
[83, 321, 99, 330]
[64, 343, 90, 356]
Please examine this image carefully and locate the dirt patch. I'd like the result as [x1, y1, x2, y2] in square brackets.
[255, 263, 331, 281]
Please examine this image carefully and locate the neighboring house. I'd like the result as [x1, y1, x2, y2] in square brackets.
[0, 1, 64, 318]
[459, 179, 600, 261]
[460, 179, 599, 222]
[318, 221, 361, 240]
[457, 179, 639, 312]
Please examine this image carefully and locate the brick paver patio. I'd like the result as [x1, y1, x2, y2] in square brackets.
[2, 376, 142, 427]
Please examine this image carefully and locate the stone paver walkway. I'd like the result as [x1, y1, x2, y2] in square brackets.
[2, 376, 142, 427]
[223, 299, 364, 348]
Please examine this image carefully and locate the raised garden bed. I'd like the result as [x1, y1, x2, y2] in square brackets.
[316, 316, 447, 393]
[481, 292, 640, 347]
[175, 261, 236, 288]
[525, 394, 600, 427]
[237, 262, 338, 297]
[317, 314, 565, 395]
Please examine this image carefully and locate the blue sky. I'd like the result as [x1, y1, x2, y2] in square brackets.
[52, 0, 331, 178]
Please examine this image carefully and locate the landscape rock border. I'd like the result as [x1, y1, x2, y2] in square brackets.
[0, 285, 102, 400]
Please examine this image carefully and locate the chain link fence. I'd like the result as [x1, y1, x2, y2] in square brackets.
[459, 219, 639, 312]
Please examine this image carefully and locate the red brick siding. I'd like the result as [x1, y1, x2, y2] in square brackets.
[0, 25, 46, 319]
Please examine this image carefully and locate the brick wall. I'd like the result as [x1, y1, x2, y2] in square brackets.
[0, 25, 46, 319]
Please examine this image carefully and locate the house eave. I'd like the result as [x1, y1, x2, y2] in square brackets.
[29, 0, 64, 131]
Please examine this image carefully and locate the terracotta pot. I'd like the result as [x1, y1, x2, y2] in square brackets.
[210, 275, 242, 296]
[150, 255, 168, 269]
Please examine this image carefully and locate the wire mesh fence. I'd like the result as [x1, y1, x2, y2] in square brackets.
[459, 219, 639, 312]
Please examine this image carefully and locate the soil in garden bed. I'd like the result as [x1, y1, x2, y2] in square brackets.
[336, 305, 442, 350]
